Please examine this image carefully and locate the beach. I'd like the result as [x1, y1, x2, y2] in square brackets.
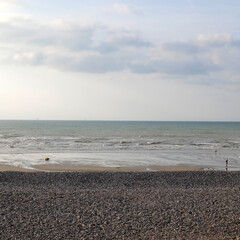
[1, 170, 240, 239]
[0, 164, 206, 172]
[1, 121, 240, 239]
[1, 121, 240, 171]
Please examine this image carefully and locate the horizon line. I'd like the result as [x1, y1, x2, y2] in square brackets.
[0, 119, 239, 123]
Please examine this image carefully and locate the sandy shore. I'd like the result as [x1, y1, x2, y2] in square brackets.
[0, 164, 35, 172]
[33, 164, 206, 172]
[0, 163, 206, 172]
[1, 171, 240, 239]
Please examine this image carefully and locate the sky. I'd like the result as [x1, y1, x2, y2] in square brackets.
[0, 0, 240, 121]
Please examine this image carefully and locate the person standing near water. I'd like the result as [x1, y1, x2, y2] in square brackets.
[226, 159, 228, 171]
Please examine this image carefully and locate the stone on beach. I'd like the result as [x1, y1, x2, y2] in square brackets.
[0, 171, 240, 239]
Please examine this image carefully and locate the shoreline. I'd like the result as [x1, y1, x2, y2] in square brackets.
[0, 164, 36, 172]
[0, 164, 209, 172]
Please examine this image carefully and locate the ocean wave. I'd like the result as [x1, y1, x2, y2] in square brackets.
[120, 141, 132, 144]
[138, 141, 165, 145]
[0, 133, 23, 139]
[74, 139, 92, 143]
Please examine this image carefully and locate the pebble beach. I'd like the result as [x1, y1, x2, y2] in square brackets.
[1, 171, 240, 239]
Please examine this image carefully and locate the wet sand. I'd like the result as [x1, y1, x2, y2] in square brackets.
[0, 164, 35, 172]
[1, 171, 240, 239]
[32, 164, 206, 172]
[0, 164, 205, 172]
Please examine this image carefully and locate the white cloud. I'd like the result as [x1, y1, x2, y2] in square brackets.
[0, 16, 240, 88]
[0, 17, 151, 72]
[0, 0, 20, 9]
[113, 3, 132, 14]
[103, 3, 142, 15]
[0, 0, 27, 21]
[196, 33, 232, 47]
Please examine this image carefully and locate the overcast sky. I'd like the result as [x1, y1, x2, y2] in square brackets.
[0, 0, 240, 121]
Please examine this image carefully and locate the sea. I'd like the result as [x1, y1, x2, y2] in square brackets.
[0, 120, 240, 171]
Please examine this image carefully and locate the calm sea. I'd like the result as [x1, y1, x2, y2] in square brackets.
[0, 120, 240, 170]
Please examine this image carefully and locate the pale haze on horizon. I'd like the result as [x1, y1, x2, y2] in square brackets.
[0, 0, 240, 121]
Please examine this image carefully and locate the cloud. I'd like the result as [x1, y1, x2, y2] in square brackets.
[158, 34, 240, 76]
[0, 17, 151, 52]
[0, 0, 21, 9]
[113, 3, 132, 14]
[0, 18, 94, 51]
[0, 16, 240, 87]
[130, 58, 220, 75]
[196, 33, 232, 47]
[103, 3, 142, 15]
[95, 29, 152, 53]
[162, 34, 235, 54]
[162, 41, 202, 54]
[0, 17, 152, 73]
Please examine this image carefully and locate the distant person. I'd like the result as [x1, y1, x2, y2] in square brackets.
[226, 159, 228, 171]
[215, 150, 217, 155]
